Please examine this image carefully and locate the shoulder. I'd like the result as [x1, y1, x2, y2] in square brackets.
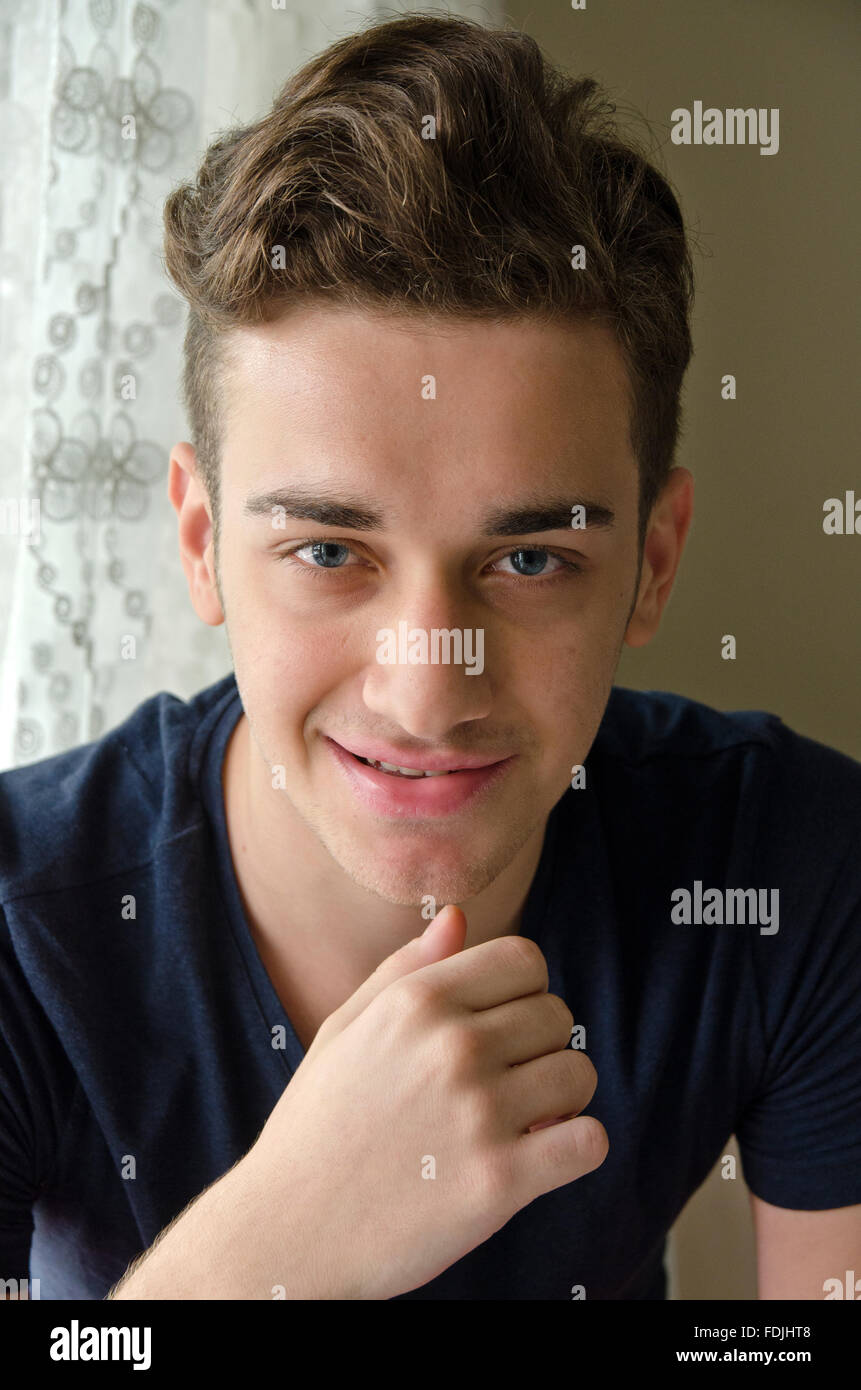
[592, 685, 861, 830]
[0, 672, 238, 905]
[595, 685, 787, 763]
[584, 688, 861, 929]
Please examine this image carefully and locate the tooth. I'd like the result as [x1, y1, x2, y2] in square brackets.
[368, 758, 452, 778]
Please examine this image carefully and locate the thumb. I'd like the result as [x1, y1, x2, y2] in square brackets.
[319, 904, 468, 1040]
[414, 902, 469, 968]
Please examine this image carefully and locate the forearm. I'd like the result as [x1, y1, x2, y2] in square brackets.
[108, 1152, 328, 1300]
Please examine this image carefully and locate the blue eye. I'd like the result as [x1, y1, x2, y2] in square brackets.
[492, 548, 568, 578]
[277, 539, 582, 583]
[289, 540, 353, 569]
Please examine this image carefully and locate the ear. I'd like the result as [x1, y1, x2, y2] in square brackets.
[168, 441, 225, 626]
[624, 467, 694, 648]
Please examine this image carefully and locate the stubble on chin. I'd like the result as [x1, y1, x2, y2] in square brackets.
[298, 788, 549, 908]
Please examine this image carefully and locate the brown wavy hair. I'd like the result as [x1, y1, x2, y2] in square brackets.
[162, 12, 695, 550]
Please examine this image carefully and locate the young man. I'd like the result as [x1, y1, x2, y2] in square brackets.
[1, 15, 859, 1302]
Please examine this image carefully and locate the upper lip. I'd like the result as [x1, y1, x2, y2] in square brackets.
[328, 737, 512, 773]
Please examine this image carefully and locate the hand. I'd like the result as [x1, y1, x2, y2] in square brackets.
[244, 904, 608, 1299]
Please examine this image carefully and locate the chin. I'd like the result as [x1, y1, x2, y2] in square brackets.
[330, 833, 517, 908]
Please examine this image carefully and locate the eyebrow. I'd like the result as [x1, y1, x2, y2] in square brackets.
[243, 487, 616, 535]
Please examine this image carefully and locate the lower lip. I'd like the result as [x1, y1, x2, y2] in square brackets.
[326, 738, 516, 818]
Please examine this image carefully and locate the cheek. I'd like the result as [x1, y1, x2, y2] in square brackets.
[222, 546, 321, 660]
[529, 621, 620, 760]
[245, 636, 340, 708]
[226, 542, 365, 656]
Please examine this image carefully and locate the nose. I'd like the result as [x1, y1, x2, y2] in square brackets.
[362, 592, 492, 741]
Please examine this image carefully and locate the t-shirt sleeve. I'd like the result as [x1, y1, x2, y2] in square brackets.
[735, 729, 861, 1209]
[0, 905, 76, 1282]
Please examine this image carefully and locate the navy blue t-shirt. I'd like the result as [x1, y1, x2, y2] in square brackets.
[1, 673, 859, 1300]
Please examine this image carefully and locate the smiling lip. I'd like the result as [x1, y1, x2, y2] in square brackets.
[326, 737, 516, 818]
[331, 739, 510, 774]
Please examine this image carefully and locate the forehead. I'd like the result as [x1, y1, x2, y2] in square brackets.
[219, 304, 637, 511]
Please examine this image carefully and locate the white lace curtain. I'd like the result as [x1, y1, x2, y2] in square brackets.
[0, 0, 501, 769]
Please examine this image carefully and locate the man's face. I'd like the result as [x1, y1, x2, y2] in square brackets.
[195, 306, 647, 907]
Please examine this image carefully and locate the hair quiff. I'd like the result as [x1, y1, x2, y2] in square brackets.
[162, 11, 695, 544]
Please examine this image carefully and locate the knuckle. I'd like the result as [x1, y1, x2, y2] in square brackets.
[498, 933, 547, 978]
[545, 992, 574, 1036]
[575, 1116, 610, 1169]
[460, 1082, 498, 1140]
[532, 1049, 597, 1115]
[386, 974, 442, 1023]
[441, 1018, 484, 1073]
[541, 1115, 609, 1176]
[568, 1047, 598, 1095]
[475, 1143, 517, 1209]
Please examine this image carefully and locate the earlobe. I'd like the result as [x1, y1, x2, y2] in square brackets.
[623, 577, 659, 649]
[194, 542, 226, 628]
[169, 442, 225, 627]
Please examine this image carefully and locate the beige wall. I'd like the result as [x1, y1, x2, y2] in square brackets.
[503, 0, 858, 1297]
